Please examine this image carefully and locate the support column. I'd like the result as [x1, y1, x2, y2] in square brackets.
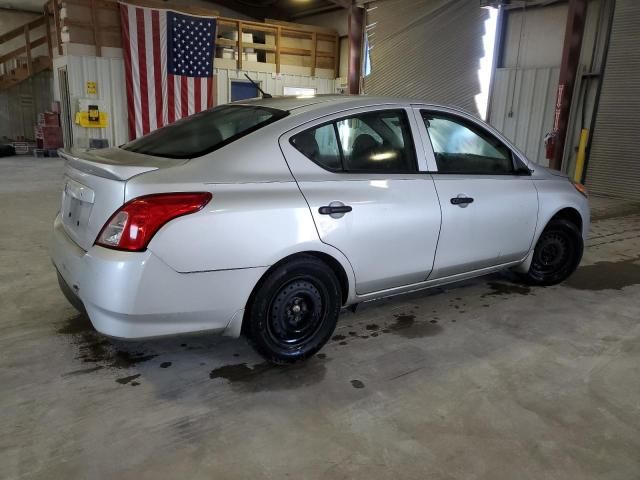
[347, 5, 364, 95]
[550, 0, 588, 170]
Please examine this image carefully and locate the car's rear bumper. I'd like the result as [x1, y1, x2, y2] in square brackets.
[50, 214, 265, 339]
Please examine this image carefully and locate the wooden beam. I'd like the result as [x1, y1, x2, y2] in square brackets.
[347, 6, 364, 94]
[62, 20, 119, 32]
[237, 21, 242, 70]
[53, 0, 63, 55]
[265, 19, 338, 36]
[90, 0, 101, 57]
[327, 0, 351, 8]
[0, 16, 46, 44]
[280, 47, 312, 56]
[334, 35, 340, 77]
[216, 38, 236, 47]
[310, 32, 317, 77]
[24, 26, 33, 76]
[550, 0, 588, 170]
[276, 26, 281, 74]
[45, 14, 53, 61]
[0, 37, 48, 65]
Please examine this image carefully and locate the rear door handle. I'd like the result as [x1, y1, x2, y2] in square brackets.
[450, 195, 474, 207]
[319, 201, 352, 218]
[319, 205, 352, 215]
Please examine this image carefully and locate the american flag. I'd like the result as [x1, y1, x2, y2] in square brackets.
[119, 3, 217, 139]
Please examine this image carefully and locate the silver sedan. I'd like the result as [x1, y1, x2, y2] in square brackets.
[50, 96, 589, 363]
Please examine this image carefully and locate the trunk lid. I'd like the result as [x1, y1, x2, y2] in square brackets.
[58, 148, 187, 251]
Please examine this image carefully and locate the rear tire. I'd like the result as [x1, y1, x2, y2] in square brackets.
[244, 255, 341, 364]
[525, 218, 583, 286]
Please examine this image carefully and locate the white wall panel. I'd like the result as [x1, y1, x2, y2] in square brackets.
[53, 53, 128, 149]
[489, 66, 560, 166]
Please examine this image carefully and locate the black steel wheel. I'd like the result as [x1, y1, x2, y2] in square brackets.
[526, 218, 583, 285]
[244, 255, 341, 364]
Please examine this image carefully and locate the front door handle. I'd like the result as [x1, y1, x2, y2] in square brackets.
[451, 195, 474, 207]
[319, 201, 352, 218]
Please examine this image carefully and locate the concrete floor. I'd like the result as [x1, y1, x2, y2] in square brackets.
[1, 155, 639, 480]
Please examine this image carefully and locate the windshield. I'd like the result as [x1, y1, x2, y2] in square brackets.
[121, 105, 288, 159]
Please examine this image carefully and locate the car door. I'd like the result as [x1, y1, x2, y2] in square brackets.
[279, 106, 442, 295]
[413, 107, 539, 279]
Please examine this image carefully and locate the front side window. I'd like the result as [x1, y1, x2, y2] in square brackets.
[291, 109, 417, 173]
[122, 105, 288, 159]
[422, 111, 514, 174]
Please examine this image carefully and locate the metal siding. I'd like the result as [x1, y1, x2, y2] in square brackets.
[586, 0, 640, 200]
[0, 70, 53, 141]
[489, 67, 559, 166]
[363, 0, 488, 117]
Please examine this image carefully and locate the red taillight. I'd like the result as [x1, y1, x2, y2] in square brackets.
[95, 192, 212, 251]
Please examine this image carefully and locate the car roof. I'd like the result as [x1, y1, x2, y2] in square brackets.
[235, 94, 449, 114]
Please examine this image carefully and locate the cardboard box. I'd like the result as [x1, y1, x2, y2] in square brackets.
[38, 112, 60, 126]
[35, 125, 63, 149]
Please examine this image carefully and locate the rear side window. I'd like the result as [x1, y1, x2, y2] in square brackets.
[122, 105, 288, 159]
[291, 109, 417, 173]
[422, 112, 514, 174]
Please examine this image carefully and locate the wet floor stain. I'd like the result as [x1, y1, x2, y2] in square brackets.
[116, 373, 141, 385]
[59, 314, 158, 369]
[209, 362, 272, 381]
[389, 313, 443, 338]
[350, 379, 365, 389]
[62, 366, 104, 377]
[566, 258, 640, 291]
[209, 361, 327, 392]
[483, 282, 531, 297]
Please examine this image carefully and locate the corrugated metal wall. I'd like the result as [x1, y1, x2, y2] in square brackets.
[214, 68, 336, 103]
[0, 71, 53, 141]
[53, 54, 129, 149]
[489, 67, 560, 166]
[585, 0, 640, 200]
[363, 0, 488, 117]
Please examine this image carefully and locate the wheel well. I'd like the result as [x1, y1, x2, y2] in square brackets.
[246, 252, 350, 313]
[549, 207, 582, 232]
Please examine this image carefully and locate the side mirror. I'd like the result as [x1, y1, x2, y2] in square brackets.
[513, 161, 532, 175]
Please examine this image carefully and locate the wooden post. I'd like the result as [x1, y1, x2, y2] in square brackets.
[90, 0, 102, 57]
[310, 32, 317, 77]
[275, 26, 281, 74]
[333, 34, 339, 79]
[24, 25, 32, 75]
[52, 0, 63, 55]
[347, 6, 364, 94]
[237, 21, 243, 70]
[45, 12, 53, 61]
[550, 0, 588, 170]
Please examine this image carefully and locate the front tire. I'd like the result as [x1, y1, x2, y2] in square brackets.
[525, 218, 583, 286]
[244, 255, 342, 364]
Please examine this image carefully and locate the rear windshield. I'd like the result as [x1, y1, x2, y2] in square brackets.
[121, 105, 288, 159]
